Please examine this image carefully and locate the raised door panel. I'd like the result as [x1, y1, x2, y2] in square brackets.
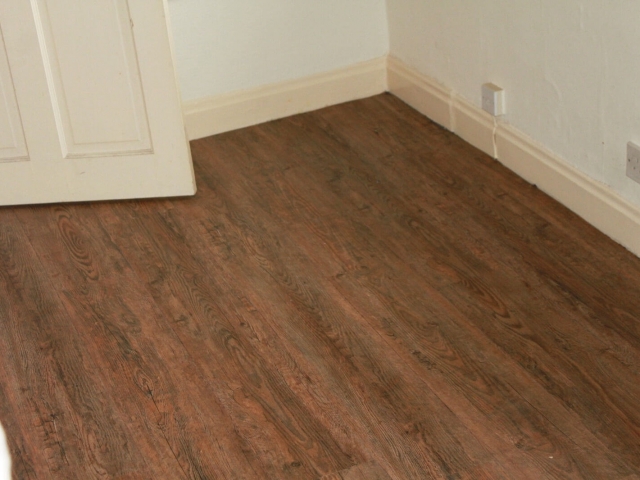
[31, 0, 152, 158]
[0, 25, 28, 163]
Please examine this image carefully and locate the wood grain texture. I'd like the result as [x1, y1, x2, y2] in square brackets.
[1, 94, 639, 479]
[321, 461, 394, 480]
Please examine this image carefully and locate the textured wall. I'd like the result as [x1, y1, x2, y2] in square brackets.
[388, 0, 640, 208]
[167, 0, 389, 102]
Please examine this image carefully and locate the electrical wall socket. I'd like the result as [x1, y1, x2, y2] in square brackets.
[627, 142, 640, 184]
[482, 83, 506, 116]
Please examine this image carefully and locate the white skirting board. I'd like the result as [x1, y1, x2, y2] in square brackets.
[182, 57, 387, 141]
[387, 56, 640, 258]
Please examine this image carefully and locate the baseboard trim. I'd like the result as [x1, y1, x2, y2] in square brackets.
[387, 56, 454, 132]
[387, 55, 640, 257]
[495, 124, 640, 256]
[183, 57, 387, 140]
[452, 94, 497, 159]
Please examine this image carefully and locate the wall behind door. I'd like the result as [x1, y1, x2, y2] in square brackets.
[168, 0, 389, 102]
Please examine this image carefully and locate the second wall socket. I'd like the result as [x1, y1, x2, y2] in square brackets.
[627, 142, 640, 184]
[482, 83, 506, 116]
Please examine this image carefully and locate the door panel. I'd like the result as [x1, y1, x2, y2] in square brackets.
[0, 0, 195, 206]
[0, 25, 28, 163]
[32, 0, 153, 158]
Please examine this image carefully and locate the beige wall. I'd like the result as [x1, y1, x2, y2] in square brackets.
[168, 0, 389, 102]
[388, 0, 640, 209]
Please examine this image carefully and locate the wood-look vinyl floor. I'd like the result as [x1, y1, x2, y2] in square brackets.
[1, 94, 639, 479]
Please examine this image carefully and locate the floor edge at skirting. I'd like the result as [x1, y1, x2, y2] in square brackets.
[387, 55, 640, 258]
[181, 54, 640, 258]
[182, 57, 388, 141]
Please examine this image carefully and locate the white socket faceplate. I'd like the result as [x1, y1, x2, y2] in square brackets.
[482, 83, 506, 116]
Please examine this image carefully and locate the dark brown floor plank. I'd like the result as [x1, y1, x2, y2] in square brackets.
[0, 212, 167, 479]
[190, 98, 640, 476]
[94, 201, 358, 479]
[321, 461, 394, 480]
[12, 204, 259, 480]
[161, 184, 510, 479]
[305, 97, 640, 467]
[189, 114, 627, 478]
[1, 94, 639, 479]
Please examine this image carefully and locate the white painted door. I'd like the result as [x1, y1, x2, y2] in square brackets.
[0, 0, 196, 206]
